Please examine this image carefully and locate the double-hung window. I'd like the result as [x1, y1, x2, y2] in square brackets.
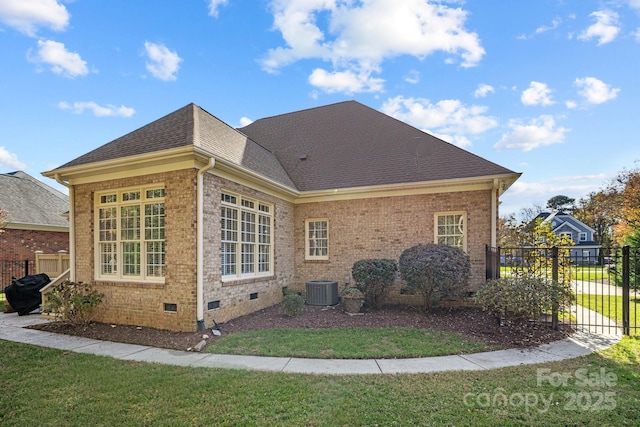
[95, 187, 165, 282]
[434, 212, 466, 251]
[221, 192, 273, 279]
[305, 219, 328, 260]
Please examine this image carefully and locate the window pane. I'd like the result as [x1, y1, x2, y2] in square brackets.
[308, 221, 328, 257]
[145, 203, 165, 240]
[121, 206, 140, 240]
[99, 242, 117, 274]
[436, 214, 464, 249]
[122, 191, 141, 201]
[122, 242, 141, 275]
[99, 207, 117, 242]
[221, 242, 236, 276]
[146, 241, 165, 277]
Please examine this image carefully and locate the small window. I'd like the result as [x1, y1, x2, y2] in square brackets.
[250, 292, 258, 300]
[207, 300, 220, 310]
[579, 232, 587, 242]
[305, 219, 328, 260]
[164, 303, 177, 312]
[434, 212, 466, 251]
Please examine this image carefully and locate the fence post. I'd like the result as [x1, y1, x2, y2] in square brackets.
[551, 246, 559, 330]
[622, 246, 630, 336]
[24, 259, 29, 277]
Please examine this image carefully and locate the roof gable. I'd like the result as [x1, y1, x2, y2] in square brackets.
[0, 171, 69, 229]
[239, 101, 516, 191]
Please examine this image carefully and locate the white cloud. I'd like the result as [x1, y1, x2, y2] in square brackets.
[308, 68, 384, 93]
[208, 0, 228, 17]
[0, 0, 69, 36]
[578, 10, 620, 45]
[565, 100, 577, 109]
[625, 0, 640, 10]
[381, 96, 498, 148]
[262, 0, 485, 94]
[404, 70, 420, 84]
[239, 116, 253, 127]
[0, 146, 26, 170]
[144, 41, 182, 81]
[29, 39, 88, 78]
[474, 83, 494, 98]
[495, 115, 568, 152]
[521, 81, 555, 106]
[536, 17, 562, 35]
[58, 101, 135, 117]
[574, 77, 620, 104]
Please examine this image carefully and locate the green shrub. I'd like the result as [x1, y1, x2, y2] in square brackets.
[351, 258, 398, 309]
[282, 293, 304, 317]
[474, 277, 574, 321]
[398, 243, 470, 311]
[45, 280, 104, 325]
[341, 287, 364, 298]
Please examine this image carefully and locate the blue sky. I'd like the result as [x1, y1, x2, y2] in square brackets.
[1, 0, 639, 218]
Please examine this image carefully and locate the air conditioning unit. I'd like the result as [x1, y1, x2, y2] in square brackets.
[305, 280, 339, 306]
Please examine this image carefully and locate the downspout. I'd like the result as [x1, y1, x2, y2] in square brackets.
[491, 179, 499, 248]
[196, 158, 216, 331]
[54, 174, 75, 282]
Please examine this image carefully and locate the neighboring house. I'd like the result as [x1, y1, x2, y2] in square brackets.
[0, 171, 69, 263]
[43, 101, 520, 332]
[536, 211, 601, 261]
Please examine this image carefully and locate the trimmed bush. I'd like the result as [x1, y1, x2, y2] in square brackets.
[351, 258, 398, 310]
[398, 243, 470, 311]
[282, 293, 304, 317]
[474, 277, 574, 321]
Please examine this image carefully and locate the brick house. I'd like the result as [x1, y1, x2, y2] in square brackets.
[43, 101, 520, 332]
[0, 171, 69, 263]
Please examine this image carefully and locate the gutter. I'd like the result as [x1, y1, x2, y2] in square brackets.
[52, 174, 76, 282]
[196, 158, 216, 331]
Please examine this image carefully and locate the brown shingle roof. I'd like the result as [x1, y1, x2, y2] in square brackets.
[239, 100, 516, 191]
[49, 101, 516, 193]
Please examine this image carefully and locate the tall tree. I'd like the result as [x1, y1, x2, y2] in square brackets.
[606, 165, 640, 244]
[546, 195, 575, 212]
[573, 191, 618, 248]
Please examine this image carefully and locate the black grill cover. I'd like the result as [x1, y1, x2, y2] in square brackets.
[4, 273, 51, 316]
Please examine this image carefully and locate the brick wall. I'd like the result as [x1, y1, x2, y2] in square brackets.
[292, 190, 493, 305]
[73, 169, 198, 331]
[201, 175, 295, 325]
[0, 228, 69, 263]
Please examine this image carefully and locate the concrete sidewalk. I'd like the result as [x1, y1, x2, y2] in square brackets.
[0, 311, 621, 375]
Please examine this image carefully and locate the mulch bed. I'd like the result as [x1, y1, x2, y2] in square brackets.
[29, 303, 573, 353]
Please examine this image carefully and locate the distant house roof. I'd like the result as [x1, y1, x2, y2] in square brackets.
[46, 101, 519, 195]
[0, 171, 69, 230]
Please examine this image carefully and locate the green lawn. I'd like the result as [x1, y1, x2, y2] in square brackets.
[1, 337, 639, 426]
[578, 294, 640, 336]
[207, 327, 487, 358]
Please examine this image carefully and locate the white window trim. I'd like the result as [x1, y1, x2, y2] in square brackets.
[579, 232, 587, 241]
[94, 185, 165, 283]
[221, 191, 274, 282]
[434, 211, 467, 252]
[305, 218, 329, 261]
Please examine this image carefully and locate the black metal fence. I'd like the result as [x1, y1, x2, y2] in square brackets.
[1, 260, 35, 296]
[485, 245, 640, 336]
